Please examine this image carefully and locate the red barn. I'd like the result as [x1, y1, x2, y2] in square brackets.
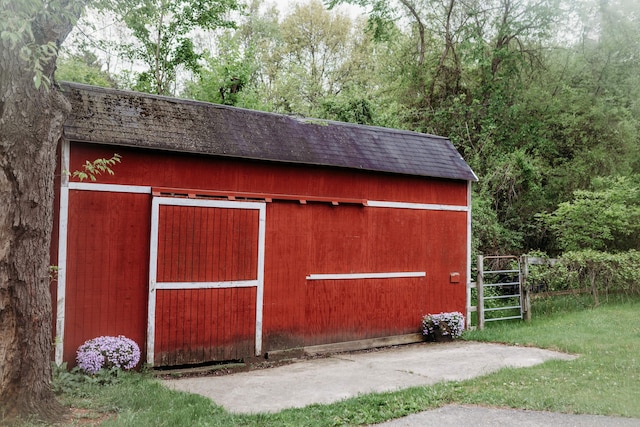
[51, 82, 477, 367]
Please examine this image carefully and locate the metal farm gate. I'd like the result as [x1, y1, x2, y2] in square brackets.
[476, 255, 523, 329]
[146, 197, 265, 367]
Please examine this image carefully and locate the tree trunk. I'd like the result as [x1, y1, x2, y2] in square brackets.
[0, 2, 78, 423]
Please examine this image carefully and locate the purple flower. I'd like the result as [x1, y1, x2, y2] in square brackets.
[421, 312, 465, 339]
[76, 335, 141, 374]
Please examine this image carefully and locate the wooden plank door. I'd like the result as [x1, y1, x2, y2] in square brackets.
[147, 197, 265, 367]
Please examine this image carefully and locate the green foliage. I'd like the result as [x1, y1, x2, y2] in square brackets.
[328, 0, 397, 42]
[539, 176, 640, 252]
[69, 153, 121, 182]
[51, 363, 129, 396]
[321, 95, 375, 125]
[184, 0, 402, 123]
[525, 250, 640, 300]
[276, 0, 355, 116]
[55, 50, 117, 88]
[51, 363, 87, 395]
[471, 191, 521, 255]
[1, 0, 83, 89]
[94, 0, 242, 95]
[559, 250, 640, 295]
[183, 32, 259, 107]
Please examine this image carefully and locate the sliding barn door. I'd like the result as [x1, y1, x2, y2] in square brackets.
[147, 197, 265, 367]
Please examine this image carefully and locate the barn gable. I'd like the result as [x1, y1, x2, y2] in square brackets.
[61, 82, 477, 182]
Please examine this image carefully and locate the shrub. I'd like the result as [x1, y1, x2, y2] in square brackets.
[527, 250, 640, 298]
[538, 176, 640, 253]
[77, 335, 141, 375]
[422, 312, 465, 340]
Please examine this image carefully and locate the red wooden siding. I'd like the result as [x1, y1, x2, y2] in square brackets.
[264, 203, 467, 349]
[69, 143, 468, 206]
[154, 287, 256, 365]
[156, 205, 258, 283]
[305, 277, 427, 345]
[63, 190, 150, 365]
[262, 203, 309, 349]
[56, 142, 471, 366]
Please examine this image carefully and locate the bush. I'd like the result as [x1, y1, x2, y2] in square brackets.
[522, 250, 640, 309]
[422, 312, 465, 340]
[538, 176, 640, 252]
[76, 335, 141, 375]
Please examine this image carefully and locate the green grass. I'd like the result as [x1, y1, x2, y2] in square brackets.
[458, 296, 640, 417]
[58, 295, 640, 426]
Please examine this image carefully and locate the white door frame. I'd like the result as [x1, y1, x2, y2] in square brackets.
[146, 197, 266, 365]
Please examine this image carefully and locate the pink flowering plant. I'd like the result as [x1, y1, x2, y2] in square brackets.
[76, 335, 140, 375]
[422, 311, 465, 340]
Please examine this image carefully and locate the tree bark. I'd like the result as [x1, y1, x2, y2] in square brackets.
[0, 1, 79, 423]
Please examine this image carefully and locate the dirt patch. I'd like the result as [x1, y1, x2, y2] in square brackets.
[58, 408, 114, 426]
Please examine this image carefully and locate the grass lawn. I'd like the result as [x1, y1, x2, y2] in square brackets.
[54, 294, 640, 426]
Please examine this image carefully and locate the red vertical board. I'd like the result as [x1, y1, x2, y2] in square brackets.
[304, 277, 427, 345]
[156, 205, 258, 283]
[64, 191, 150, 366]
[264, 203, 467, 348]
[154, 288, 256, 365]
[262, 202, 309, 350]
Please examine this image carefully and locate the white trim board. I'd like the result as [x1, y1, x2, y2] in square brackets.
[367, 200, 468, 211]
[55, 140, 70, 366]
[151, 196, 265, 210]
[146, 197, 266, 365]
[69, 182, 152, 194]
[155, 280, 259, 290]
[306, 272, 426, 281]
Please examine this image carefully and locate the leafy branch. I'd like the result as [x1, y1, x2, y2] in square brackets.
[68, 153, 122, 181]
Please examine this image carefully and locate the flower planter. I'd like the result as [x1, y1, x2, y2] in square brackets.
[426, 329, 454, 342]
[421, 311, 465, 342]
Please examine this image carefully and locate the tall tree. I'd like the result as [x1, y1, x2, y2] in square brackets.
[183, 31, 260, 106]
[277, 0, 354, 115]
[0, 0, 83, 422]
[183, 0, 281, 109]
[97, 0, 241, 95]
[186, 0, 390, 120]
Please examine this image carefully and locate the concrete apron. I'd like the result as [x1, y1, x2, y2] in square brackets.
[163, 341, 576, 414]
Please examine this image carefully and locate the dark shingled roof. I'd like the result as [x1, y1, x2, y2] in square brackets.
[61, 82, 477, 182]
